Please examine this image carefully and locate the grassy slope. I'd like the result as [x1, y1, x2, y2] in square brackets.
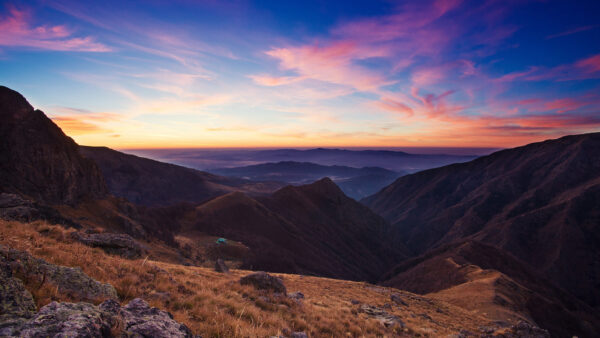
[0, 220, 495, 337]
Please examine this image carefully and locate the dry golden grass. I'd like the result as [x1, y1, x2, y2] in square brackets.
[0, 220, 493, 337]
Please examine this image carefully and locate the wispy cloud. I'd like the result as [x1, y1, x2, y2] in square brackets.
[546, 25, 598, 40]
[0, 5, 109, 52]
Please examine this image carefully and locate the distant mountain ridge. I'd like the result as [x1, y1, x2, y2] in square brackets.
[127, 147, 478, 172]
[210, 161, 402, 199]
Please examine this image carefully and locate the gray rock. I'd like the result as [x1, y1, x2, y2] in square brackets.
[71, 231, 145, 259]
[493, 321, 550, 338]
[119, 298, 196, 337]
[214, 258, 229, 273]
[0, 245, 118, 302]
[291, 332, 308, 338]
[240, 272, 287, 295]
[390, 293, 408, 306]
[358, 304, 405, 328]
[350, 299, 360, 305]
[288, 292, 304, 300]
[16, 301, 114, 337]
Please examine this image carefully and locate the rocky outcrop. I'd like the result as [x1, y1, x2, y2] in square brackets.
[0, 245, 117, 302]
[214, 259, 229, 273]
[358, 304, 405, 328]
[0, 86, 107, 205]
[240, 272, 286, 294]
[0, 193, 80, 227]
[2, 298, 197, 337]
[70, 231, 145, 259]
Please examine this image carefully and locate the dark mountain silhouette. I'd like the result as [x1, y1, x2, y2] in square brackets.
[364, 133, 600, 310]
[0, 86, 107, 205]
[175, 178, 408, 281]
[81, 146, 283, 206]
[380, 240, 600, 337]
[210, 161, 402, 199]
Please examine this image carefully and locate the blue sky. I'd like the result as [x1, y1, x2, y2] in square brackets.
[1, 0, 599, 148]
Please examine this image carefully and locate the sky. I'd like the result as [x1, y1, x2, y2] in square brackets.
[1, 0, 599, 149]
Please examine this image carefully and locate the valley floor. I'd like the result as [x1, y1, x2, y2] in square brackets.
[0, 220, 523, 337]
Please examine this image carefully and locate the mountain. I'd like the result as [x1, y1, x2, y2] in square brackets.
[175, 178, 408, 281]
[0, 86, 107, 205]
[210, 161, 402, 199]
[127, 147, 478, 172]
[81, 146, 283, 206]
[380, 240, 600, 337]
[364, 133, 600, 311]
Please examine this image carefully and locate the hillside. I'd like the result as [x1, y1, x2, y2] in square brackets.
[81, 146, 283, 206]
[364, 133, 600, 311]
[210, 161, 401, 199]
[0, 219, 543, 337]
[173, 178, 408, 282]
[380, 240, 600, 337]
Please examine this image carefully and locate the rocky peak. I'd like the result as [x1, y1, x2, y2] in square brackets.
[0, 86, 107, 205]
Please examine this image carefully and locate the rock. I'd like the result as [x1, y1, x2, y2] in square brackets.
[358, 304, 405, 328]
[0, 245, 118, 302]
[350, 299, 360, 305]
[493, 321, 550, 338]
[390, 293, 408, 306]
[0, 259, 36, 317]
[119, 298, 196, 337]
[288, 292, 304, 300]
[291, 332, 308, 338]
[214, 258, 229, 273]
[240, 272, 287, 295]
[15, 301, 114, 337]
[0, 193, 80, 227]
[71, 231, 145, 259]
[3, 298, 198, 338]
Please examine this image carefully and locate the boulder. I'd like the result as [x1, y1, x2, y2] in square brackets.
[118, 298, 196, 337]
[0, 245, 117, 302]
[0, 193, 80, 227]
[358, 304, 405, 328]
[214, 258, 229, 273]
[240, 272, 287, 294]
[390, 293, 408, 306]
[15, 301, 114, 337]
[291, 332, 308, 338]
[493, 321, 550, 338]
[288, 291, 304, 300]
[71, 231, 145, 259]
[3, 298, 197, 338]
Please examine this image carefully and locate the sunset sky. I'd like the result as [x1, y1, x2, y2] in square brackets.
[1, 0, 599, 148]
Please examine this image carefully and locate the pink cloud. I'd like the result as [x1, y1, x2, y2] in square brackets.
[524, 54, 600, 82]
[0, 5, 109, 52]
[249, 74, 304, 86]
[265, 41, 389, 91]
[376, 98, 414, 117]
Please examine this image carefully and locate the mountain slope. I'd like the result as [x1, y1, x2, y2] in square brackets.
[210, 161, 401, 199]
[0, 86, 107, 205]
[81, 146, 282, 206]
[364, 133, 600, 308]
[380, 240, 600, 337]
[179, 178, 408, 282]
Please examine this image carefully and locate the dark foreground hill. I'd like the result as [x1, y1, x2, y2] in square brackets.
[364, 133, 600, 312]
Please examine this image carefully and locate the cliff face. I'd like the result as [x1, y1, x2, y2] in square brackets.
[0, 86, 107, 205]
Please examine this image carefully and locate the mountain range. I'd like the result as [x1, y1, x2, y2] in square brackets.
[209, 161, 402, 199]
[1, 85, 599, 336]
